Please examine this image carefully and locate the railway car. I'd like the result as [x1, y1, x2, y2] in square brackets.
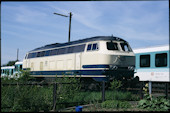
[1, 61, 23, 79]
[14, 61, 23, 78]
[134, 45, 169, 82]
[1, 66, 15, 78]
[23, 36, 135, 82]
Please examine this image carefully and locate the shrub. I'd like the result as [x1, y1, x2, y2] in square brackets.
[101, 100, 131, 109]
[138, 83, 170, 111]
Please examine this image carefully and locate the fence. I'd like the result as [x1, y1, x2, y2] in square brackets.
[1, 80, 170, 112]
[120, 81, 170, 99]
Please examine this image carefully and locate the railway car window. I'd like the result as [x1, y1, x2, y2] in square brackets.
[11, 69, 13, 75]
[140, 55, 150, 67]
[120, 43, 132, 52]
[92, 43, 98, 50]
[20, 65, 22, 70]
[107, 42, 118, 50]
[87, 44, 92, 51]
[155, 53, 167, 67]
[15, 65, 18, 71]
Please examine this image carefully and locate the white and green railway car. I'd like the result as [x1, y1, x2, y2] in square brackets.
[1, 61, 23, 78]
[134, 45, 169, 82]
[1, 66, 15, 78]
[23, 36, 135, 81]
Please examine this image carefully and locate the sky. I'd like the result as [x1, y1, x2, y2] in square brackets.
[1, 1, 169, 65]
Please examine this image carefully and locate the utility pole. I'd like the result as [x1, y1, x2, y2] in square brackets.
[17, 48, 19, 61]
[68, 12, 72, 42]
[53, 12, 72, 42]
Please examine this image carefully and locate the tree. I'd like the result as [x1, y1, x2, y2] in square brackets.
[2, 60, 18, 66]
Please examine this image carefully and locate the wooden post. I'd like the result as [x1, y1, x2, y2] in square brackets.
[102, 81, 105, 102]
[52, 83, 57, 111]
[140, 81, 144, 99]
[165, 82, 168, 99]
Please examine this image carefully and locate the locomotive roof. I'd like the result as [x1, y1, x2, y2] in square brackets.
[30, 36, 127, 52]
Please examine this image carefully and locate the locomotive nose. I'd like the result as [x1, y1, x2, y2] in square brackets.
[119, 56, 126, 61]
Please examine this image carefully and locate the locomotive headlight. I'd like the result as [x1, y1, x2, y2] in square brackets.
[110, 65, 118, 70]
[128, 66, 135, 71]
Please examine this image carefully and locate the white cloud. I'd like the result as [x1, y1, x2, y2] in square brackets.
[48, 2, 103, 32]
[15, 6, 47, 23]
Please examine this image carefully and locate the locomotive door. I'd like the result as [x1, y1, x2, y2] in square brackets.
[75, 53, 81, 70]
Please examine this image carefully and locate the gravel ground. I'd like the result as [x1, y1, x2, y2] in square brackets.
[59, 101, 149, 112]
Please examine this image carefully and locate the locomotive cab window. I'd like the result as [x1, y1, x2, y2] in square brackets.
[155, 53, 167, 67]
[87, 44, 92, 51]
[120, 43, 132, 52]
[107, 42, 118, 50]
[140, 55, 150, 67]
[92, 43, 98, 50]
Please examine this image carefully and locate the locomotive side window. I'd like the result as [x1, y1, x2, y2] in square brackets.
[140, 55, 150, 67]
[155, 53, 167, 67]
[28, 53, 37, 58]
[68, 46, 74, 53]
[37, 51, 45, 57]
[28, 44, 85, 59]
[58, 48, 66, 55]
[45, 50, 50, 56]
[74, 44, 85, 52]
[107, 42, 118, 50]
[50, 49, 58, 55]
[87, 43, 98, 51]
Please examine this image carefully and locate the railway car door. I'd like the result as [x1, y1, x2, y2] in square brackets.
[75, 53, 81, 70]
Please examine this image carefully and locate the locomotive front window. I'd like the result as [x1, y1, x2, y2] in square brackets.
[107, 42, 118, 50]
[120, 43, 132, 52]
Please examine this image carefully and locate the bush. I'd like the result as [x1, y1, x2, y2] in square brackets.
[138, 95, 170, 111]
[1, 69, 53, 112]
[55, 75, 81, 109]
[101, 100, 131, 109]
[138, 83, 170, 111]
[1, 84, 53, 112]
